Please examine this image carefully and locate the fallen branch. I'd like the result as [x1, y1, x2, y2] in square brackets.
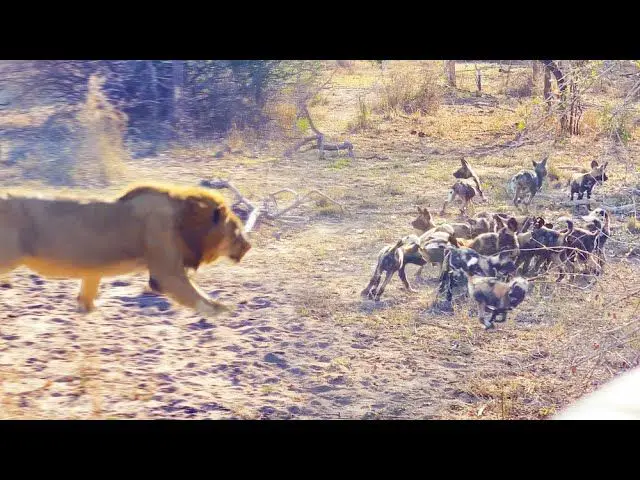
[605, 204, 638, 214]
[200, 178, 344, 232]
[285, 102, 355, 159]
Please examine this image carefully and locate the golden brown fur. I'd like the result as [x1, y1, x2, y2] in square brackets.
[0, 183, 251, 315]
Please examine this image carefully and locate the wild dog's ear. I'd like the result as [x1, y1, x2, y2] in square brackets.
[461, 158, 469, 167]
[423, 208, 431, 220]
[493, 214, 505, 230]
[590, 160, 599, 169]
[545, 223, 554, 229]
[541, 156, 548, 166]
[532, 160, 539, 168]
[507, 217, 518, 232]
[534, 216, 545, 229]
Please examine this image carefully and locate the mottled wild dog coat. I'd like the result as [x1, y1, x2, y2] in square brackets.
[437, 246, 517, 303]
[509, 156, 549, 211]
[561, 209, 611, 278]
[453, 158, 484, 196]
[441, 179, 484, 215]
[516, 216, 572, 276]
[361, 236, 418, 301]
[570, 160, 609, 205]
[362, 231, 460, 301]
[463, 265, 530, 329]
[458, 216, 520, 258]
[442, 158, 486, 215]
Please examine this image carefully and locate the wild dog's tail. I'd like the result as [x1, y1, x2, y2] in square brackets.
[558, 217, 574, 235]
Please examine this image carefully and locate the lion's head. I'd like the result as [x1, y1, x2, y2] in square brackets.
[178, 191, 252, 269]
[118, 184, 252, 270]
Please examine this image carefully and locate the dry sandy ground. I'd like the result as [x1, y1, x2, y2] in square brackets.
[1, 147, 638, 420]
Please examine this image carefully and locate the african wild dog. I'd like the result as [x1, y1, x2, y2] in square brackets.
[453, 157, 484, 197]
[361, 233, 458, 301]
[411, 207, 473, 239]
[560, 209, 611, 279]
[570, 160, 609, 207]
[437, 246, 517, 304]
[516, 216, 572, 276]
[441, 158, 486, 216]
[441, 179, 486, 216]
[464, 269, 530, 329]
[457, 216, 520, 259]
[361, 236, 419, 301]
[471, 212, 501, 234]
[509, 156, 549, 211]
[493, 213, 548, 234]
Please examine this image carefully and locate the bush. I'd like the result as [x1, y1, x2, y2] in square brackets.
[374, 64, 443, 116]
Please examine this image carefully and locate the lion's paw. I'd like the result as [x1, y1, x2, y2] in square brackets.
[196, 299, 234, 316]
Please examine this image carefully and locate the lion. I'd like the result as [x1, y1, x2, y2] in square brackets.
[0, 183, 252, 315]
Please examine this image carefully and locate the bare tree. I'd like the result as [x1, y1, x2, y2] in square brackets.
[445, 61, 456, 88]
[532, 60, 543, 96]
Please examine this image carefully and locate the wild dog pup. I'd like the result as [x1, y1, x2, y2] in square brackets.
[441, 179, 486, 216]
[457, 216, 520, 258]
[413, 230, 461, 281]
[493, 213, 551, 234]
[509, 156, 549, 211]
[453, 157, 484, 197]
[561, 209, 611, 279]
[570, 160, 609, 207]
[411, 207, 472, 239]
[361, 235, 418, 301]
[471, 212, 500, 234]
[361, 233, 457, 301]
[516, 216, 572, 276]
[437, 246, 517, 303]
[465, 269, 530, 329]
[443, 159, 486, 216]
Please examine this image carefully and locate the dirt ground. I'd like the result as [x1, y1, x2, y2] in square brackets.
[1, 61, 639, 419]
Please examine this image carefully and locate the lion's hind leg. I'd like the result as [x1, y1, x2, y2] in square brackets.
[0, 230, 23, 289]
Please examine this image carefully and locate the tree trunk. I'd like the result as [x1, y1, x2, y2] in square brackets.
[171, 60, 185, 131]
[445, 61, 456, 88]
[475, 65, 482, 97]
[542, 60, 566, 93]
[543, 66, 553, 109]
[532, 60, 542, 96]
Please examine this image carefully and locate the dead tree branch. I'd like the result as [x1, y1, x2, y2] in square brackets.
[200, 178, 344, 232]
[285, 100, 355, 160]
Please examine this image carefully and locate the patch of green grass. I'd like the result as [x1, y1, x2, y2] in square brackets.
[382, 182, 405, 196]
[328, 157, 352, 170]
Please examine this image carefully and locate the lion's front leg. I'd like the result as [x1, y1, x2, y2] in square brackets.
[144, 219, 233, 316]
[150, 269, 232, 315]
[77, 276, 101, 313]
